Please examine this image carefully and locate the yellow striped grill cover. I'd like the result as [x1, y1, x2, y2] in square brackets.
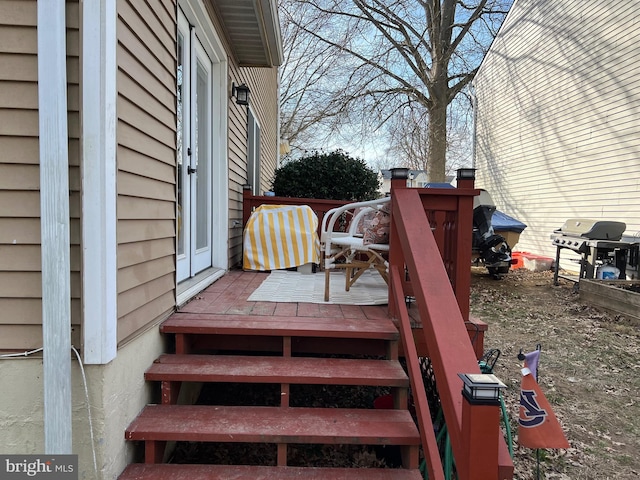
[243, 205, 320, 271]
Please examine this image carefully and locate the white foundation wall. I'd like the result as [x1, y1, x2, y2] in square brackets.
[0, 327, 165, 479]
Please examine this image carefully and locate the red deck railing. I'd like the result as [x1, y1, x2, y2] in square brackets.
[389, 177, 513, 480]
[390, 264, 445, 480]
[387, 177, 476, 321]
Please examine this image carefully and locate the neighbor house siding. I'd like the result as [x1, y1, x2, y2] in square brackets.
[116, 0, 177, 344]
[473, 0, 640, 260]
[0, 1, 81, 350]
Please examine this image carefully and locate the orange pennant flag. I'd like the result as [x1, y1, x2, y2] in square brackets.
[518, 368, 570, 449]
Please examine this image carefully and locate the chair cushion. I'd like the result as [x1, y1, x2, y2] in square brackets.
[353, 207, 378, 235]
[363, 205, 391, 245]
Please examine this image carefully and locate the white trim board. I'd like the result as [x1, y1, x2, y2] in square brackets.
[81, 0, 118, 364]
[179, 0, 230, 276]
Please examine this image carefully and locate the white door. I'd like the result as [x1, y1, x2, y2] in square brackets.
[177, 12, 213, 281]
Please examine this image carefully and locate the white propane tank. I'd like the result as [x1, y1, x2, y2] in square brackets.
[596, 264, 620, 280]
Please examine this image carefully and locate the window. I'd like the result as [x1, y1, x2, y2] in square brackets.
[247, 109, 261, 196]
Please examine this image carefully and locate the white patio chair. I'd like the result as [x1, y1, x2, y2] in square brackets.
[320, 197, 391, 302]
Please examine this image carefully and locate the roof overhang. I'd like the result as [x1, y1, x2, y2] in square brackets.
[213, 0, 283, 67]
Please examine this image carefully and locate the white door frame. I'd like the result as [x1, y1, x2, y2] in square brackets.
[177, 1, 229, 285]
[176, 12, 191, 282]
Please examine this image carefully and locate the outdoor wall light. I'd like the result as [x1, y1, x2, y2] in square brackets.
[458, 373, 506, 405]
[456, 168, 476, 180]
[232, 82, 250, 106]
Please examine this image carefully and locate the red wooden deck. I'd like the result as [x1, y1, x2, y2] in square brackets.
[119, 173, 513, 480]
[120, 268, 424, 479]
[172, 269, 483, 357]
[177, 269, 390, 320]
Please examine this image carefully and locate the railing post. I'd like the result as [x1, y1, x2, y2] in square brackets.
[454, 169, 477, 321]
[388, 168, 409, 318]
[457, 373, 506, 480]
[456, 168, 476, 189]
[390, 167, 410, 191]
[242, 184, 252, 228]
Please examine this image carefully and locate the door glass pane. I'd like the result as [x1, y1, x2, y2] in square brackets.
[177, 31, 185, 256]
[195, 58, 210, 251]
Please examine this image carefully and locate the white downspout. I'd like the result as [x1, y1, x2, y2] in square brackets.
[470, 84, 478, 171]
[37, 0, 72, 453]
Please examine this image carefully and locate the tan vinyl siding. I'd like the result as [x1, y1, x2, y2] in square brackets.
[67, 4, 82, 350]
[117, 145, 175, 183]
[227, 69, 248, 267]
[248, 67, 279, 188]
[0, 1, 81, 350]
[227, 65, 279, 266]
[118, 238, 175, 268]
[473, 0, 640, 262]
[116, 0, 177, 345]
[117, 290, 175, 341]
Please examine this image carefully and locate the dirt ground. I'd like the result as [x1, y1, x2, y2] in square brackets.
[470, 267, 640, 479]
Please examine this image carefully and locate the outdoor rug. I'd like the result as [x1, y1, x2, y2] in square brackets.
[248, 269, 388, 305]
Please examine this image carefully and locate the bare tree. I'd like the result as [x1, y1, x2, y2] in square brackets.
[282, 0, 511, 181]
[279, 1, 354, 157]
[384, 105, 431, 171]
[382, 97, 473, 176]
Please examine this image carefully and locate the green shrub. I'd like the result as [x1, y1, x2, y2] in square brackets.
[272, 150, 380, 201]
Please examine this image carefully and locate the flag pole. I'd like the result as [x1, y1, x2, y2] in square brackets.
[519, 344, 543, 480]
[535, 344, 542, 480]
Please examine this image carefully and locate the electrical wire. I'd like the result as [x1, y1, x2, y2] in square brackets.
[1, 346, 99, 477]
[0, 347, 43, 358]
[71, 346, 99, 478]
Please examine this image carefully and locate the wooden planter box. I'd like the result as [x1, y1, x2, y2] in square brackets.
[580, 279, 640, 321]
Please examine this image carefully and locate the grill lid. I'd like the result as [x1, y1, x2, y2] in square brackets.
[555, 219, 626, 240]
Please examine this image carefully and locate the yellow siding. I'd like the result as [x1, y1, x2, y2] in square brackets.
[116, 0, 177, 345]
[473, 0, 640, 260]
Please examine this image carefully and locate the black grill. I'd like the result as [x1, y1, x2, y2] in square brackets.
[551, 219, 633, 286]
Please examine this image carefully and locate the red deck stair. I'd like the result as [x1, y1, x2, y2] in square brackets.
[120, 464, 424, 479]
[146, 354, 409, 388]
[119, 313, 423, 479]
[127, 405, 418, 446]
